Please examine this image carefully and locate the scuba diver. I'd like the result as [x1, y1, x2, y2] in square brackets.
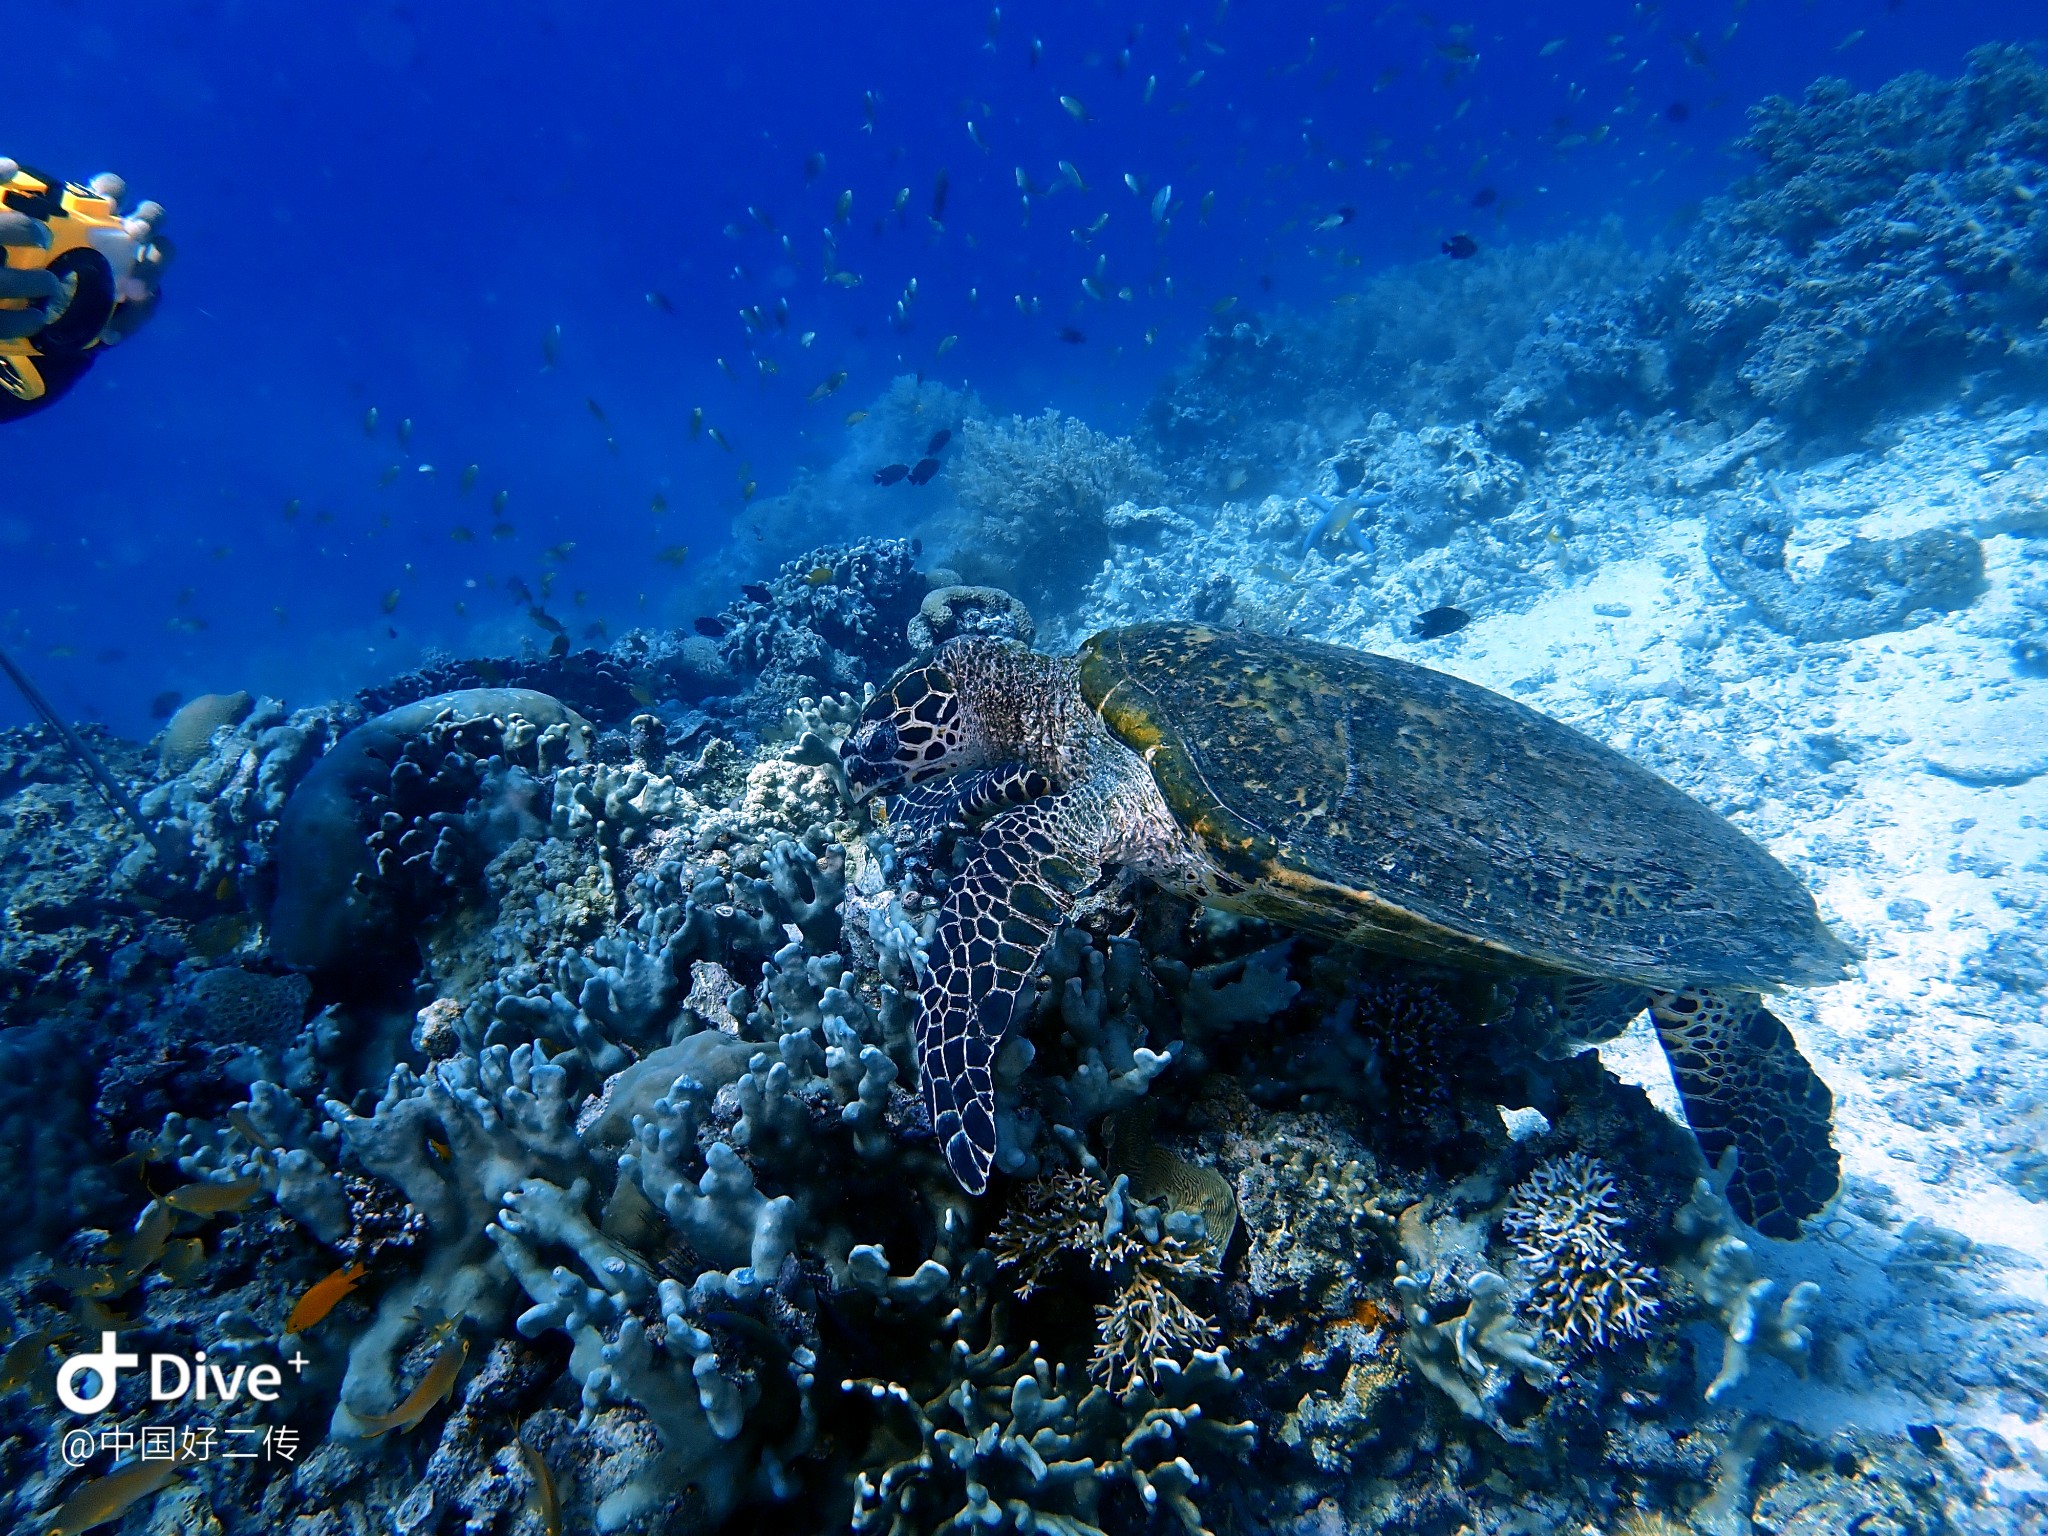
[0, 159, 168, 422]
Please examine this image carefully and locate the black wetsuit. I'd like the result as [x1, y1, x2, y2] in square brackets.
[0, 351, 92, 422]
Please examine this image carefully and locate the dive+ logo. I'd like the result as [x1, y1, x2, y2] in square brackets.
[56, 1332, 304, 1414]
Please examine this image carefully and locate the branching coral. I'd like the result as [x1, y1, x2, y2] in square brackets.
[1500, 1153, 1661, 1352]
[945, 410, 1164, 607]
[993, 1170, 1220, 1393]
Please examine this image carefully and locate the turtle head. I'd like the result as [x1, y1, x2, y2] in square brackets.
[842, 657, 972, 803]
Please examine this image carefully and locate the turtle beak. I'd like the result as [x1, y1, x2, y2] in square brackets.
[841, 720, 905, 804]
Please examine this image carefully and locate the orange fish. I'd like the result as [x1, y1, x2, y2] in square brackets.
[287, 1262, 368, 1334]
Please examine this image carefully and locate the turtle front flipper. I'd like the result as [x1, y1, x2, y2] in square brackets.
[1649, 989, 1841, 1240]
[922, 796, 1097, 1193]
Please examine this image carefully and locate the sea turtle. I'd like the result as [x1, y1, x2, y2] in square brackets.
[841, 622, 1848, 1238]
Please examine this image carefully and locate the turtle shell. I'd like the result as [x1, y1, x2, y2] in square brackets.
[1078, 622, 1852, 992]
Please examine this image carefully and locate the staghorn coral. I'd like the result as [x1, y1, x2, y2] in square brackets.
[1500, 1153, 1661, 1352]
[992, 1168, 1221, 1393]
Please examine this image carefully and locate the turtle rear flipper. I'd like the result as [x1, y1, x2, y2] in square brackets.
[1650, 990, 1840, 1239]
[921, 797, 1096, 1192]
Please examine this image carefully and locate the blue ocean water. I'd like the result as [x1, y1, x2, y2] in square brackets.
[2, 0, 2035, 731]
[5, 4, 2048, 1535]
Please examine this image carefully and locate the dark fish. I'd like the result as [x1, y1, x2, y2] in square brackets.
[149, 690, 182, 720]
[741, 582, 774, 604]
[1665, 100, 1691, 123]
[693, 617, 727, 637]
[907, 457, 940, 485]
[1056, 326, 1086, 344]
[548, 634, 570, 658]
[1410, 606, 1471, 639]
[911, 537, 923, 556]
[529, 607, 566, 636]
[1470, 186, 1497, 208]
[873, 463, 910, 485]
[926, 429, 951, 455]
[646, 290, 675, 313]
[1441, 233, 1479, 259]
[804, 151, 827, 181]
[932, 169, 950, 222]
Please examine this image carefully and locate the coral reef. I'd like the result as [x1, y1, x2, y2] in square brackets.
[1706, 487, 1985, 641]
[1500, 1153, 1661, 1352]
[944, 410, 1163, 609]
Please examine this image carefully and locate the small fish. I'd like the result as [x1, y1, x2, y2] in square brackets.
[48, 1458, 189, 1536]
[288, 1261, 369, 1333]
[586, 398, 607, 424]
[844, 410, 869, 426]
[708, 426, 733, 451]
[492, 489, 510, 516]
[1060, 93, 1087, 121]
[741, 582, 773, 604]
[378, 465, 400, 489]
[907, 457, 941, 485]
[397, 417, 413, 447]
[656, 546, 692, 567]
[932, 169, 950, 222]
[804, 151, 827, 180]
[808, 371, 848, 401]
[689, 407, 703, 441]
[740, 479, 757, 501]
[1441, 233, 1479, 259]
[806, 565, 835, 585]
[542, 325, 560, 368]
[650, 493, 668, 515]
[518, 1439, 563, 1536]
[1836, 28, 1864, 51]
[873, 463, 910, 485]
[1056, 326, 1086, 344]
[693, 616, 726, 637]
[460, 464, 479, 493]
[357, 1324, 467, 1437]
[529, 608, 565, 637]
[283, 498, 301, 521]
[646, 290, 674, 313]
[835, 188, 853, 221]
[545, 540, 576, 563]
[1666, 100, 1691, 123]
[1311, 205, 1358, 231]
[1410, 605, 1471, 640]
[450, 526, 475, 543]
[1030, 35, 1042, 66]
[967, 119, 989, 152]
[1437, 40, 1478, 63]
[936, 333, 958, 356]
[927, 429, 952, 454]
[1211, 295, 1237, 315]
[1471, 186, 1498, 208]
[163, 1175, 264, 1216]
[1058, 159, 1087, 192]
[380, 588, 402, 615]
[1151, 185, 1172, 223]
[363, 406, 379, 435]
[158, 1237, 205, 1284]
[825, 269, 863, 288]
[491, 523, 516, 541]
[1540, 37, 1566, 56]
[0, 1328, 53, 1394]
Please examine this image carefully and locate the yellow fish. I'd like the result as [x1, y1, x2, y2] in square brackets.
[357, 1325, 467, 1436]
[287, 1261, 369, 1333]
[807, 371, 848, 401]
[656, 546, 691, 567]
[518, 1439, 562, 1536]
[48, 1457, 188, 1536]
[806, 565, 835, 585]
[844, 410, 869, 426]
[163, 1176, 264, 1217]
